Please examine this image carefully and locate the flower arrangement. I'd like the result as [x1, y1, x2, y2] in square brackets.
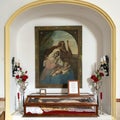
[90, 67, 105, 92]
[15, 67, 28, 84]
[91, 69, 104, 83]
[89, 56, 109, 110]
[15, 67, 28, 93]
[90, 56, 109, 93]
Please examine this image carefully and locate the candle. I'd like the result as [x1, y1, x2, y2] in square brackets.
[17, 92, 20, 100]
[101, 58, 103, 63]
[100, 92, 102, 100]
[103, 56, 106, 62]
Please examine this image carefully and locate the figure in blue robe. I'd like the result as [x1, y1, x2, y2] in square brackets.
[40, 40, 75, 85]
[40, 68, 74, 84]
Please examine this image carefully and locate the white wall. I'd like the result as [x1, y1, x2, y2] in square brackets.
[16, 19, 98, 94]
[0, 0, 36, 98]
[0, 0, 117, 97]
[10, 19, 98, 113]
[9, 2, 111, 114]
[0, 0, 118, 96]
[0, 0, 119, 116]
[86, 0, 120, 99]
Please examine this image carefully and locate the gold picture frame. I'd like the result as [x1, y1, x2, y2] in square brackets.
[35, 26, 82, 88]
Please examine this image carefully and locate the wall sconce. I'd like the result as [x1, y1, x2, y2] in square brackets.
[100, 55, 109, 76]
[12, 57, 20, 77]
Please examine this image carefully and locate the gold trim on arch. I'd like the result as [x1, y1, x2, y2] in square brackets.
[5, 0, 116, 120]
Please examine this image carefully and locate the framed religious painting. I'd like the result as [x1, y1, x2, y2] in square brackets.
[35, 26, 82, 88]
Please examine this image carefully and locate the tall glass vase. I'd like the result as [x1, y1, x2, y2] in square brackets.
[94, 81, 102, 115]
[18, 82, 28, 113]
[96, 91, 99, 105]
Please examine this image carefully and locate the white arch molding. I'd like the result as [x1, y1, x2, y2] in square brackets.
[5, 0, 116, 119]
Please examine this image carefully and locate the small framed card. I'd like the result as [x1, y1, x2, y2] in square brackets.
[40, 89, 46, 95]
[68, 80, 80, 96]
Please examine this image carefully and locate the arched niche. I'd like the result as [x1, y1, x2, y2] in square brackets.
[5, 0, 116, 119]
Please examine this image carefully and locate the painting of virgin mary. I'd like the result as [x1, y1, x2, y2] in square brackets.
[35, 26, 82, 88]
[40, 40, 74, 84]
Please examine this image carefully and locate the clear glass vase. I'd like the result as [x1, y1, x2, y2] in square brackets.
[18, 82, 28, 113]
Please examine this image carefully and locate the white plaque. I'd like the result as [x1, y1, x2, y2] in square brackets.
[68, 80, 79, 95]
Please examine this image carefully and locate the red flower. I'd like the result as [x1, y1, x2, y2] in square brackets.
[19, 67, 22, 71]
[100, 72, 104, 76]
[21, 75, 28, 82]
[15, 67, 28, 84]
[91, 75, 99, 82]
[16, 75, 20, 79]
